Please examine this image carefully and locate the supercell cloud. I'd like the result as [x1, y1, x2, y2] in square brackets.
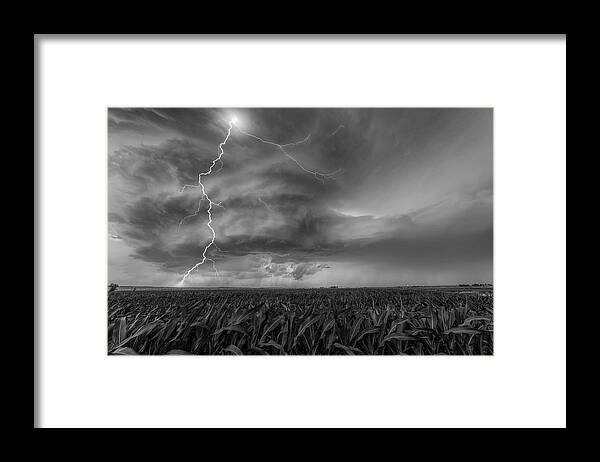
[108, 108, 492, 287]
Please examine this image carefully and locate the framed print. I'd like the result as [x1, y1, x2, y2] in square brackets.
[35, 35, 566, 428]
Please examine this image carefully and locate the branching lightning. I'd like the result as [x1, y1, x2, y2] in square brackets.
[177, 121, 233, 286]
[177, 117, 341, 286]
[236, 128, 342, 184]
[330, 124, 345, 136]
[258, 196, 274, 213]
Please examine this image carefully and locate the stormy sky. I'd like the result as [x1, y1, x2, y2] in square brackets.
[108, 108, 492, 287]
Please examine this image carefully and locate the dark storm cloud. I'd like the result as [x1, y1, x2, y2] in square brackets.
[109, 108, 225, 141]
[291, 263, 331, 280]
[108, 108, 493, 286]
[107, 212, 127, 223]
[109, 139, 216, 193]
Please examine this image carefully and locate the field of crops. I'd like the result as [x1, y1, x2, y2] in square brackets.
[108, 287, 493, 355]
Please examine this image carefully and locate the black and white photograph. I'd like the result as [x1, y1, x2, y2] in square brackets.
[108, 108, 493, 355]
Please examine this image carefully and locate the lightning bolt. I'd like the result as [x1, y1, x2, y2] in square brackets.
[258, 196, 274, 213]
[177, 121, 233, 286]
[236, 128, 341, 184]
[329, 124, 345, 136]
[177, 118, 341, 286]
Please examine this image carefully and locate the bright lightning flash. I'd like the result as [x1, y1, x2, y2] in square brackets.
[177, 117, 341, 286]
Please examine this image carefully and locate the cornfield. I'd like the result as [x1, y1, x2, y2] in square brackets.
[108, 287, 493, 355]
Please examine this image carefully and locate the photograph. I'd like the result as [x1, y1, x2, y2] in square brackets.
[107, 108, 493, 355]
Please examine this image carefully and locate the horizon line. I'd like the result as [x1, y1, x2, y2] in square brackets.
[110, 283, 493, 289]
